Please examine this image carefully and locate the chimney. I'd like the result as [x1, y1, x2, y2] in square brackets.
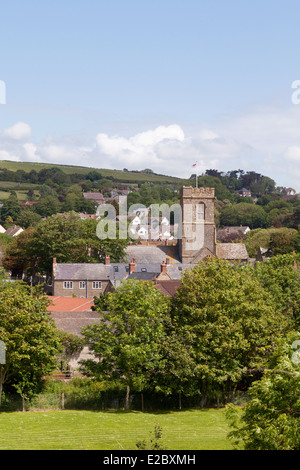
[105, 254, 110, 265]
[161, 261, 167, 274]
[166, 257, 170, 265]
[129, 259, 136, 274]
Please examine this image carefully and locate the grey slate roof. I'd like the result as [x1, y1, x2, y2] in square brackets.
[216, 243, 249, 260]
[53, 242, 249, 285]
[54, 263, 111, 281]
[54, 260, 191, 283]
[125, 245, 181, 264]
[127, 272, 159, 281]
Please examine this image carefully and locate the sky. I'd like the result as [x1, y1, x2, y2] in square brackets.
[1, 0, 300, 191]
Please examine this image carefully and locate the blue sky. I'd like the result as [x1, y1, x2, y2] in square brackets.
[1, 0, 300, 190]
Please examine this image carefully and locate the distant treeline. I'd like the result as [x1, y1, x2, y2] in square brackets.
[202, 169, 278, 194]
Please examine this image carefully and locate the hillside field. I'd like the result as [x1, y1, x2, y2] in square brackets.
[0, 408, 234, 450]
[0, 160, 189, 185]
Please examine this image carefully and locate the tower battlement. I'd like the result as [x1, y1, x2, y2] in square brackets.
[180, 186, 215, 199]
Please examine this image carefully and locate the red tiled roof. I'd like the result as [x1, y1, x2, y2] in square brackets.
[154, 280, 181, 297]
[47, 296, 94, 312]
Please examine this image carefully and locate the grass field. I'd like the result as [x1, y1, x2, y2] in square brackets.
[0, 409, 234, 450]
[0, 159, 189, 185]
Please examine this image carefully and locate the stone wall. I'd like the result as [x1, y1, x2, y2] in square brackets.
[53, 279, 112, 297]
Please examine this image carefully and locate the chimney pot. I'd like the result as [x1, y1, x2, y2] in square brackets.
[129, 258, 136, 273]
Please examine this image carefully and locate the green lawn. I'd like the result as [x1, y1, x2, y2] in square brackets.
[0, 409, 234, 450]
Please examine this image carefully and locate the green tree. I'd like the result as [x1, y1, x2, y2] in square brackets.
[0, 282, 59, 407]
[81, 280, 171, 410]
[84, 217, 129, 263]
[153, 330, 197, 409]
[16, 209, 42, 228]
[226, 333, 300, 450]
[25, 212, 88, 276]
[244, 227, 297, 258]
[268, 231, 298, 255]
[2, 226, 36, 278]
[0, 194, 21, 223]
[34, 195, 61, 217]
[2, 212, 129, 278]
[171, 257, 287, 406]
[220, 203, 267, 229]
[249, 253, 300, 329]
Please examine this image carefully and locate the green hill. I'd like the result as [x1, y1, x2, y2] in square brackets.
[0, 160, 188, 185]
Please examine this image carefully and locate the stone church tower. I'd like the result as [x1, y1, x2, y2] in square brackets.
[179, 186, 216, 263]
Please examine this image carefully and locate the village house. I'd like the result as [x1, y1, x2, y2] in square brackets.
[52, 254, 190, 297]
[5, 225, 24, 237]
[82, 192, 104, 205]
[238, 188, 252, 197]
[52, 256, 115, 297]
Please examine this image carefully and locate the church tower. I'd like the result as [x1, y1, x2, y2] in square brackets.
[179, 186, 216, 263]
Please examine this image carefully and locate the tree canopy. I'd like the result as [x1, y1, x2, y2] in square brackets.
[170, 257, 288, 405]
[81, 280, 171, 409]
[0, 282, 59, 406]
[2, 212, 129, 278]
[226, 332, 300, 450]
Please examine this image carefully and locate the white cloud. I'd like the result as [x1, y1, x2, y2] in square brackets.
[0, 150, 20, 161]
[198, 129, 219, 140]
[1, 108, 300, 192]
[22, 143, 41, 162]
[3, 122, 32, 140]
[94, 125, 186, 169]
[285, 146, 300, 162]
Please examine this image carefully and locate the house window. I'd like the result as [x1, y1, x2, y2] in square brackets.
[92, 281, 102, 289]
[79, 281, 86, 289]
[63, 281, 73, 289]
